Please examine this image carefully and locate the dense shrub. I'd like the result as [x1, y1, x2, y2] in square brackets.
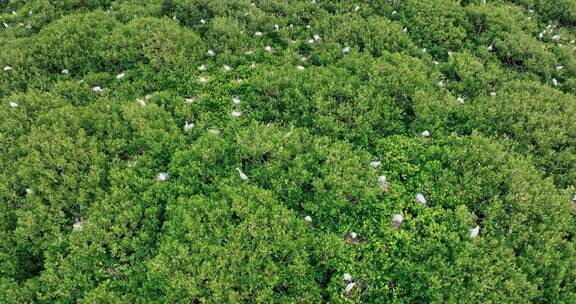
[1, 0, 575, 303]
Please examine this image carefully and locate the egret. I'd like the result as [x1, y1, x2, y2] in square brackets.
[245, 49, 254, 55]
[4, 65, 12, 71]
[207, 49, 215, 57]
[456, 97, 464, 104]
[157, 172, 168, 182]
[370, 161, 381, 168]
[343, 273, 352, 281]
[304, 215, 312, 222]
[350, 232, 358, 239]
[297, 65, 305, 71]
[184, 121, 194, 131]
[116, 72, 125, 79]
[232, 97, 241, 104]
[236, 168, 249, 181]
[487, 44, 494, 52]
[355, 5, 360, 12]
[392, 10, 397, 15]
[185, 97, 195, 103]
[274, 24, 279, 30]
[136, 98, 146, 107]
[490, 91, 496, 97]
[198, 64, 207, 71]
[223, 65, 232, 72]
[198, 76, 208, 84]
[345, 282, 356, 294]
[9, 101, 18, 108]
[308, 38, 315, 44]
[264, 46, 272, 52]
[208, 129, 220, 135]
[403, 27, 408, 33]
[552, 34, 561, 40]
[556, 65, 564, 70]
[552, 78, 558, 87]
[313, 34, 321, 41]
[72, 220, 83, 231]
[301, 56, 307, 62]
[470, 225, 480, 238]
[378, 175, 389, 191]
[422, 48, 427, 53]
[415, 193, 427, 205]
[200, 19, 206, 24]
[433, 61, 439, 65]
[231, 110, 241, 117]
[92, 86, 103, 93]
[250, 63, 257, 68]
[25, 188, 33, 194]
[342, 46, 350, 54]
[392, 214, 404, 227]
[438, 80, 445, 87]
[421, 130, 430, 138]
[254, 31, 263, 37]
[62, 69, 69, 74]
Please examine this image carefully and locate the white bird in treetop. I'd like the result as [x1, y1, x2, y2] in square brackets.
[236, 168, 249, 181]
[378, 175, 389, 191]
[392, 214, 404, 226]
[207, 49, 215, 57]
[73, 220, 83, 231]
[9, 101, 18, 108]
[223, 65, 232, 72]
[343, 273, 352, 281]
[297, 65, 305, 71]
[350, 232, 358, 239]
[304, 215, 312, 222]
[254, 31, 263, 37]
[421, 130, 430, 138]
[370, 161, 381, 168]
[231, 110, 241, 117]
[4, 65, 12, 71]
[184, 121, 194, 131]
[470, 225, 480, 238]
[345, 282, 356, 294]
[116, 72, 125, 79]
[198, 76, 208, 84]
[157, 172, 168, 182]
[342, 46, 350, 54]
[552, 78, 558, 87]
[198, 64, 207, 71]
[92, 86, 103, 93]
[62, 69, 69, 74]
[232, 97, 241, 104]
[415, 193, 427, 205]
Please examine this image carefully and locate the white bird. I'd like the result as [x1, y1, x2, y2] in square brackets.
[254, 31, 263, 37]
[392, 214, 404, 226]
[296, 65, 305, 71]
[232, 97, 241, 104]
[116, 72, 125, 79]
[343, 273, 352, 281]
[301, 56, 307, 62]
[236, 168, 249, 181]
[61, 69, 69, 74]
[208, 129, 221, 135]
[350, 232, 358, 239]
[4, 65, 12, 71]
[345, 282, 356, 294]
[92, 86, 103, 93]
[538, 32, 544, 39]
[200, 19, 206, 24]
[9, 101, 18, 108]
[207, 49, 215, 57]
[245, 49, 254, 55]
[185, 97, 195, 103]
[422, 48, 427, 53]
[274, 24, 279, 30]
[370, 161, 381, 168]
[433, 60, 440, 65]
[184, 121, 194, 131]
[403, 27, 408, 33]
[572, 195, 576, 203]
[198, 76, 208, 84]
[72, 220, 83, 231]
[392, 10, 397, 15]
[354, 5, 360, 12]
[304, 215, 312, 222]
[136, 98, 146, 107]
[490, 91, 497, 97]
[448, 51, 453, 57]
[421, 130, 430, 138]
[470, 225, 480, 238]
[415, 193, 427, 205]
[250, 63, 257, 68]
[313, 34, 321, 41]
[308, 38, 315, 44]
[487, 44, 494, 52]
[157, 172, 169, 181]
[231, 110, 241, 117]
[556, 65, 564, 70]
[456, 97, 464, 104]
[552, 78, 558, 87]
[378, 176, 388, 191]
[198, 64, 207, 71]
[3, 22, 9, 28]
[342, 46, 350, 54]
[223, 65, 232, 72]
[264, 46, 272, 52]
[438, 80, 445, 87]
[552, 34, 561, 40]
[25, 188, 33, 194]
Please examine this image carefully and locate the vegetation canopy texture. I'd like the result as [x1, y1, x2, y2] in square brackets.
[1, 0, 576, 303]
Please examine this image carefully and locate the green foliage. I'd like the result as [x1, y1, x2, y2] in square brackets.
[1, 0, 575, 303]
